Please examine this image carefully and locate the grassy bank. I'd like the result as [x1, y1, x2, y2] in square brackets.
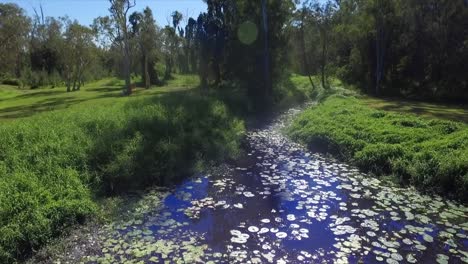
[0, 74, 313, 262]
[288, 95, 468, 202]
[0, 76, 245, 262]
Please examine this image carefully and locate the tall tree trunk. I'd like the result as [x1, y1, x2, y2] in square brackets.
[321, 29, 327, 89]
[299, 10, 315, 89]
[262, 0, 271, 98]
[123, 34, 132, 95]
[66, 66, 71, 92]
[164, 56, 172, 80]
[213, 61, 221, 85]
[375, 21, 386, 96]
[144, 52, 150, 89]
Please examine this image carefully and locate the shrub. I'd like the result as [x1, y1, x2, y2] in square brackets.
[355, 144, 405, 174]
[1, 79, 20, 86]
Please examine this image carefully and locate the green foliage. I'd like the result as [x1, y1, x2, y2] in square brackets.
[0, 78, 244, 262]
[290, 0, 468, 102]
[289, 96, 468, 201]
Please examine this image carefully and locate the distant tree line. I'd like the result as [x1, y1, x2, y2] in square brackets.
[1, 0, 466, 102]
[289, 0, 468, 102]
[0, 0, 296, 108]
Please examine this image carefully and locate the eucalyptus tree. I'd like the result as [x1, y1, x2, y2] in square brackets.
[93, 0, 136, 95]
[0, 3, 31, 79]
[294, 4, 316, 88]
[62, 21, 96, 92]
[130, 7, 160, 88]
[310, 0, 336, 89]
[162, 26, 178, 79]
[185, 18, 198, 73]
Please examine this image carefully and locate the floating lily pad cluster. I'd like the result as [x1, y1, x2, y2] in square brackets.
[77, 105, 467, 264]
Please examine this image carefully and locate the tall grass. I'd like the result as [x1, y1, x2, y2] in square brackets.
[289, 96, 468, 202]
[0, 91, 244, 262]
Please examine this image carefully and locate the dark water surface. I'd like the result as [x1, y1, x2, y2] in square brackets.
[86, 107, 468, 264]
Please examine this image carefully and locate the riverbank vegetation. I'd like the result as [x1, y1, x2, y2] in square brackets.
[0, 78, 246, 261]
[1, 0, 467, 262]
[289, 95, 468, 202]
[286, 0, 468, 202]
[289, 0, 468, 102]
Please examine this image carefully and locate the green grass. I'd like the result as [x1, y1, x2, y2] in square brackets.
[0, 75, 200, 120]
[0, 75, 245, 262]
[289, 95, 468, 202]
[0, 73, 314, 262]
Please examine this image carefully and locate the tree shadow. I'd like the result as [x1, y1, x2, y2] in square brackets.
[0, 97, 88, 119]
[86, 86, 124, 93]
[0, 90, 65, 102]
[368, 97, 468, 123]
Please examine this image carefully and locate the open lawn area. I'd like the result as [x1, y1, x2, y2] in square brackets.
[0, 75, 199, 120]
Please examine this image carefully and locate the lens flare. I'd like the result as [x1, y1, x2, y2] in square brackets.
[238, 21, 258, 45]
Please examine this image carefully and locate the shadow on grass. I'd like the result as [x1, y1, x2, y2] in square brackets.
[0, 90, 127, 119]
[0, 97, 90, 119]
[0, 90, 65, 102]
[0, 85, 197, 120]
[86, 86, 124, 93]
[366, 97, 468, 123]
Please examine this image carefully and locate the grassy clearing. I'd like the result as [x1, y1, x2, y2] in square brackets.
[0, 75, 200, 120]
[0, 75, 245, 262]
[289, 95, 468, 202]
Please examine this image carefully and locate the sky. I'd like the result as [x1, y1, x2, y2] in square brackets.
[1, 0, 207, 27]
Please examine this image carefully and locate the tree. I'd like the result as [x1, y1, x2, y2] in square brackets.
[312, 0, 335, 89]
[162, 26, 178, 80]
[185, 18, 198, 73]
[28, 15, 65, 87]
[130, 7, 160, 88]
[0, 4, 30, 79]
[295, 5, 316, 88]
[172, 11, 183, 31]
[195, 13, 209, 89]
[370, 0, 394, 95]
[62, 21, 96, 92]
[94, 0, 136, 95]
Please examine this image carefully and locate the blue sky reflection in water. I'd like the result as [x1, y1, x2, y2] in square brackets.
[84, 106, 468, 263]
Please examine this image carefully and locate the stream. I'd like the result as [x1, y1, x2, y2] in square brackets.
[80, 105, 468, 264]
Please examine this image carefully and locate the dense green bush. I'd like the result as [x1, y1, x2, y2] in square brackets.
[1, 79, 20, 86]
[289, 96, 468, 202]
[0, 91, 244, 262]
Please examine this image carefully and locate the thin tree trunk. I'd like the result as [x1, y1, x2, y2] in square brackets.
[375, 23, 386, 96]
[66, 66, 71, 92]
[262, 0, 271, 98]
[123, 34, 132, 95]
[299, 9, 316, 89]
[144, 52, 150, 89]
[321, 29, 327, 89]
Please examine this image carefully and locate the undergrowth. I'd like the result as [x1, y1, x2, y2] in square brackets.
[0, 91, 244, 262]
